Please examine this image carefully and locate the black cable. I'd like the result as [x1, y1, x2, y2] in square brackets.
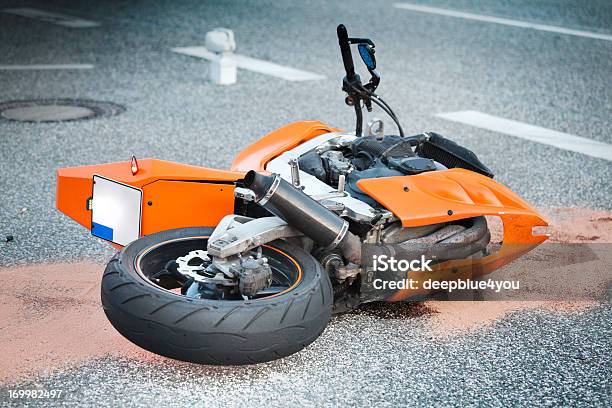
[371, 95, 404, 137]
[349, 84, 404, 137]
[369, 95, 398, 123]
[369, 96, 405, 137]
[354, 101, 363, 136]
[348, 83, 406, 138]
[373, 95, 399, 124]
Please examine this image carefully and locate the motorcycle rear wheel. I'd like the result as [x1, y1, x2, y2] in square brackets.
[101, 227, 333, 365]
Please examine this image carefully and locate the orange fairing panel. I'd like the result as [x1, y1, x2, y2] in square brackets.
[231, 120, 339, 171]
[357, 168, 547, 231]
[141, 181, 234, 235]
[56, 159, 243, 239]
[356, 168, 550, 302]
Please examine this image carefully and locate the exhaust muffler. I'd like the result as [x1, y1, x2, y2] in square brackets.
[243, 171, 361, 263]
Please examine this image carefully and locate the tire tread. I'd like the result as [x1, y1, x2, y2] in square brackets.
[101, 227, 332, 365]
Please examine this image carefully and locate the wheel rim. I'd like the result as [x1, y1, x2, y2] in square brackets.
[134, 236, 302, 300]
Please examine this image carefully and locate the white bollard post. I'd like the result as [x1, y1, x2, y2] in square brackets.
[205, 28, 237, 85]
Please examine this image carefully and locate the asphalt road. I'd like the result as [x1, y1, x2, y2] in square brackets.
[0, 0, 611, 406]
[3, 304, 612, 407]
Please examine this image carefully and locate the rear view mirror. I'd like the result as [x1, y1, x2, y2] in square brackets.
[358, 44, 376, 70]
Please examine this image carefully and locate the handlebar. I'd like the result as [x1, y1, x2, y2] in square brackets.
[336, 24, 405, 138]
[337, 24, 356, 83]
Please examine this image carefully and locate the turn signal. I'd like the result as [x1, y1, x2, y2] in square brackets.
[131, 156, 139, 175]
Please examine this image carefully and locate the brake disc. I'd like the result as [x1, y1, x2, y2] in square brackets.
[175, 250, 236, 286]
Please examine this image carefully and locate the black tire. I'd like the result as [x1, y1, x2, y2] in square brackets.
[101, 227, 333, 365]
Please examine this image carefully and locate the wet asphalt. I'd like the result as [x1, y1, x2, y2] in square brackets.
[0, 0, 611, 406]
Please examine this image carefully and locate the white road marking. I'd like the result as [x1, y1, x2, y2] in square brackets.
[0, 64, 94, 70]
[436, 111, 612, 162]
[1, 7, 100, 28]
[394, 3, 612, 42]
[171, 47, 325, 81]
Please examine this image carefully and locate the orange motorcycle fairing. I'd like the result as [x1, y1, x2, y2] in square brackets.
[56, 120, 338, 248]
[357, 168, 549, 301]
[56, 159, 244, 247]
[231, 120, 339, 171]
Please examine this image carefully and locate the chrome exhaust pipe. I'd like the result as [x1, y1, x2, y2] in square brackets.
[243, 171, 361, 263]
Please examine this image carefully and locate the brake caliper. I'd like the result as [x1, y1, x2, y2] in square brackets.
[233, 256, 273, 298]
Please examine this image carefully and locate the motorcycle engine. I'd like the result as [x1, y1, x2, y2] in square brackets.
[299, 134, 438, 207]
[297, 132, 493, 209]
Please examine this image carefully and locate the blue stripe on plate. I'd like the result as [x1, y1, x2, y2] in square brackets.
[92, 222, 114, 241]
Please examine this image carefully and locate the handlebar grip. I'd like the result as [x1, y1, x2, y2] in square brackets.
[337, 24, 348, 41]
[337, 24, 356, 81]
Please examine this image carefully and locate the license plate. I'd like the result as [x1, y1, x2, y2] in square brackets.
[91, 175, 142, 246]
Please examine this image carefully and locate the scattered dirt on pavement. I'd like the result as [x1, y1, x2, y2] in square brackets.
[425, 207, 611, 337]
[425, 300, 597, 337]
[0, 262, 167, 385]
[543, 207, 612, 243]
[0, 207, 610, 383]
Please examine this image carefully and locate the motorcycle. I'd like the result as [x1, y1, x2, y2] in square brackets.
[56, 25, 548, 364]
